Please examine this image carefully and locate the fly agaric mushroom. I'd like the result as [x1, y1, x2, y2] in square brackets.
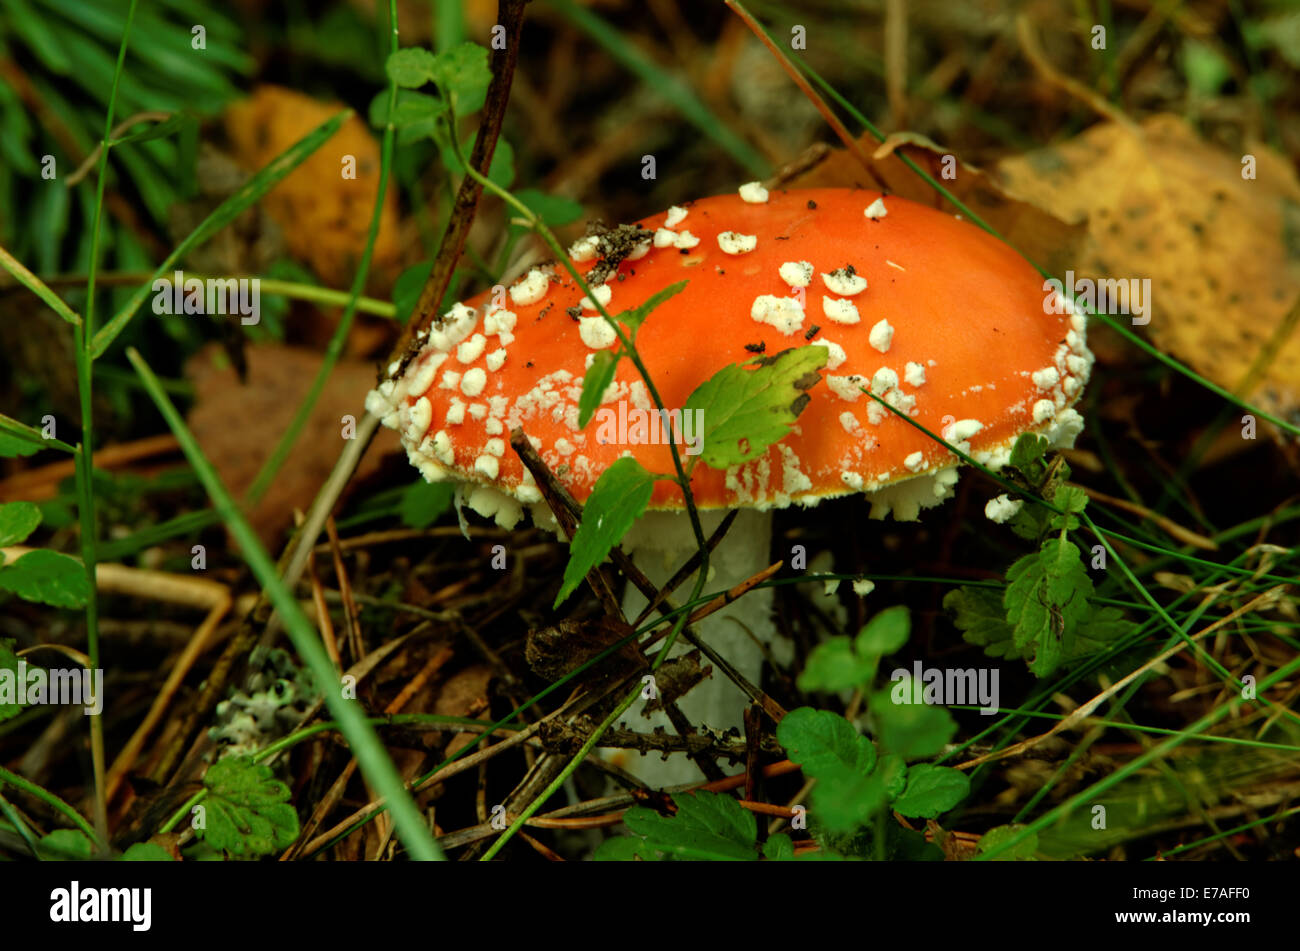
[366, 186, 1092, 784]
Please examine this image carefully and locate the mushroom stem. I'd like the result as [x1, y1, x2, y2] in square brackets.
[620, 508, 782, 788]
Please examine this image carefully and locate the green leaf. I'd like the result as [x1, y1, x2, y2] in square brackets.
[370, 89, 445, 141]
[577, 349, 619, 429]
[0, 637, 24, 722]
[621, 791, 758, 860]
[554, 457, 654, 607]
[513, 189, 583, 227]
[763, 833, 795, 861]
[1008, 432, 1050, 471]
[198, 756, 299, 857]
[1005, 534, 1093, 676]
[120, 841, 174, 861]
[811, 764, 893, 833]
[776, 707, 876, 778]
[1049, 484, 1087, 531]
[945, 586, 1025, 660]
[1075, 604, 1136, 654]
[398, 480, 454, 529]
[797, 637, 875, 693]
[386, 47, 441, 88]
[855, 605, 910, 657]
[36, 829, 93, 860]
[892, 764, 970, 818]
[428, 42, 492, 114]
[0, 426, 47, 458]
[685, 346, 827, 468]
[593, 834, 656, 861]
[977, 823, 1039, 860]
[0, 550, 90, 609]
[0, 501, 42, 546]
[870, 680, 958, 761]
[392, 260, 433, 325]
[616, 280, 687, 337]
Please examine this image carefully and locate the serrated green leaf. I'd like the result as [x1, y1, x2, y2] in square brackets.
[1005, 535, 1092, 676]
[685, 346, 827, 468]
[0, 550, 90, 609]
[945, 586, 1025, 660]
[776, 707, 877, 778]
[120, 841, 174, 861]
[0, 501, 42, 546]
[616, 280, 687, 336]
[892, 764, 970, 818]
[1009, 432, 1049, 471]
[1049, 484, 1087, 531]
[855, 605, 910, 657]
[198, 756, 299, 857]
[1075, 605, 1137, 654]
[554, 457, 654, 607]
[620, 791, 758, 860]
[593, 834, 656, 861]
[577, 350, 619, 429]
[398, 480, 454, 529]
[977, 823, 1038, 860]
[871, 681, 958, 760]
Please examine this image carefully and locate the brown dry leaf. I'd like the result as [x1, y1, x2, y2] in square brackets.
[185, 343, 399, 546]
[222, 85, 402, 286]
[433, 664, 494, 757]
[996, 115, 1300, 427]
[786, 132, 1088, 278]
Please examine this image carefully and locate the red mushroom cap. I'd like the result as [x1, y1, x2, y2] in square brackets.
[368, 187, 1092, 526]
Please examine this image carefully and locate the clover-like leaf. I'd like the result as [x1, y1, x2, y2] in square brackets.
[198, 756, 299, 857]
[870, 680, 958, 761]
[0, 550, 90, 609]
[892, 763, 970, 818]
[777, 707, 877, 778]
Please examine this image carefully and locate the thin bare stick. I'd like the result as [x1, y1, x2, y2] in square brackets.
[725, 1, 887, 190]
[386, 0, 532, 377]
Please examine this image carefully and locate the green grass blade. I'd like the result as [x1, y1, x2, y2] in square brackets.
[124, 348, 442, 860]
[90, 110, 351, 358]
[0, 244, 81, 326]
[549, 0, 767, 176]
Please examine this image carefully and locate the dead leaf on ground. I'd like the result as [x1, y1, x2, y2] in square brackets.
[433, 664, 494, 756]
[185, 343, 399, 547]
[996, 114, 1300, 430]
[222, 85, 403, 287]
